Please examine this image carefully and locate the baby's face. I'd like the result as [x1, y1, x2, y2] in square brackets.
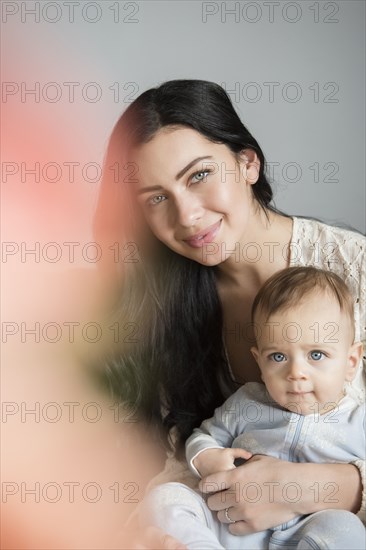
[251, 292, 361, 415]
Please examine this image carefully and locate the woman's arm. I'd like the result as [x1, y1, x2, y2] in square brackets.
[200, 456, 364, 533]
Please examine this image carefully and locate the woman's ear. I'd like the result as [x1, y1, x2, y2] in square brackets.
[239, 149, 260, 185]
[345, 341, 363, 382]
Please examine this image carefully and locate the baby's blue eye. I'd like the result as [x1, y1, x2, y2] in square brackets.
[271, 353, 285, 362]
[310, 351, 324, 361]
[191, 170, 210, 183]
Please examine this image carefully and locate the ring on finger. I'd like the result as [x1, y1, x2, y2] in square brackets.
[224, 507, 236, 524]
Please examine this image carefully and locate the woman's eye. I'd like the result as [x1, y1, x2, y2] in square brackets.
[148, 194, 166, 206]
[191, 170, 210, 183]
[270, 353, 286, 362]
[310, 351, 324, 361]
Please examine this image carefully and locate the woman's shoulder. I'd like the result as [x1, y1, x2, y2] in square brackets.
[292, 216, 365, 250]
[291, 216, 365, 272]
[291, 215, 365, 347]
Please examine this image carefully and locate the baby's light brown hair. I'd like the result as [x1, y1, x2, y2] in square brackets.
[251, 266, 356, 341]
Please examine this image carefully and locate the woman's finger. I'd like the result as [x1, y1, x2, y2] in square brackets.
[228, 520, 254, 536]
[199, 468, 235, 493]
[217, 507, 238, 524]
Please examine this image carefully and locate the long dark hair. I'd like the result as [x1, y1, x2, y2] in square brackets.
[94, 80, 274, 450]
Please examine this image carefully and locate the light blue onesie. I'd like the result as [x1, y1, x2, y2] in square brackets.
[140, 382, 366, 549]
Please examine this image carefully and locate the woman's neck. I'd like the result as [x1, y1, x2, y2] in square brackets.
[215, 209, 293, 291]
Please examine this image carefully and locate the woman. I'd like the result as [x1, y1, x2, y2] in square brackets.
[94, 80, 365, 548]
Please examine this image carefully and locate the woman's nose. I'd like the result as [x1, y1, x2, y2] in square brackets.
[174, 195, 204, 227]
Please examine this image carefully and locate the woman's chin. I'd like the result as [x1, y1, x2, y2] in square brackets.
[187, 249, 225, 267]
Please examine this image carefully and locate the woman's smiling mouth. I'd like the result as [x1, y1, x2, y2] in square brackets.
[183, 220, 222, 248]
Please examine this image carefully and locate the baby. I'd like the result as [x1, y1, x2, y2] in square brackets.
[141, 266, 365, 549]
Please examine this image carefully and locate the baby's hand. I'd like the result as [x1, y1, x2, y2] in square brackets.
[193, 448, 252, 478]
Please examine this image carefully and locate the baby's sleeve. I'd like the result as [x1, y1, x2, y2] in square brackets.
[185, 385, 249, 477]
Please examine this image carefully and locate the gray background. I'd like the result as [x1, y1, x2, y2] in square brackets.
[1, 4, 365, 545]
[2, 0, 365, 257]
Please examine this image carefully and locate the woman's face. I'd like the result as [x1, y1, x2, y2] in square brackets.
[132, 126, 260, 266]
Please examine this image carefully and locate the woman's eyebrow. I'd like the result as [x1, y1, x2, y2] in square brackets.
[136, 185, 163, 196]
[175, 156, 213, 180]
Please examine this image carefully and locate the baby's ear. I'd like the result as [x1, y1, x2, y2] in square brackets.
[250, 346, 260, 364]
[345, 342, 363, 381]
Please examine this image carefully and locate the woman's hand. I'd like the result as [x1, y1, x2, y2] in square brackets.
[199, 455, 298, 534]
[199, 455, 363, 535]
